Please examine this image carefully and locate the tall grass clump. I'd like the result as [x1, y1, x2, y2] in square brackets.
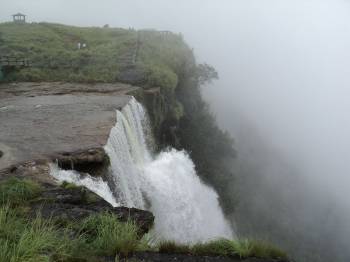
[0, 205, 71, 262]
[245, 239, 288, 259]
[78, 213, 140, 257]
[192, 239, 235, 257]
[158, 241, 191, 254]
[0, 177, 42, 205]
[156, 238, 287, 260]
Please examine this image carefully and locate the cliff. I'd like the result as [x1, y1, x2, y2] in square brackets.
[0, 22, 289, 262]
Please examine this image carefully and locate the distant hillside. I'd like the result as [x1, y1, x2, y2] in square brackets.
[0, 22, 191, 90]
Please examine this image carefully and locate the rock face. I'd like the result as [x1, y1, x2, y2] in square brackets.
[53, 148, 110, 177]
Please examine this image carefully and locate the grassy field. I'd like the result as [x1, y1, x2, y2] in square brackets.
[0, 22, 190, 90]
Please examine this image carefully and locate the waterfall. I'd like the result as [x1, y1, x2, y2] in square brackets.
[51, 96, 233, 243]
[50, 166, 118, 207]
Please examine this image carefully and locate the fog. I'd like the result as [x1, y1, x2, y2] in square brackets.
[2, 0, 350, 260]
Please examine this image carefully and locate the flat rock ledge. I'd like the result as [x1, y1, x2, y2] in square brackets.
[0, 82, 139, 170]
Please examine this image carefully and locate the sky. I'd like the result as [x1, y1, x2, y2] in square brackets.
[2, 0, 350, 258]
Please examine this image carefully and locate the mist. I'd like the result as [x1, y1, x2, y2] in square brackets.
[2, 0, 350, 260]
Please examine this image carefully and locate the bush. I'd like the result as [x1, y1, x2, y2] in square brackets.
[144, 63, 178, 93]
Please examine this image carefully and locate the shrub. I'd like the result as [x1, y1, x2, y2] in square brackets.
[144, 64, 178, 93]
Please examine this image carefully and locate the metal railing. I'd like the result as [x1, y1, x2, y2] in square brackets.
[0, 56, 31, 67]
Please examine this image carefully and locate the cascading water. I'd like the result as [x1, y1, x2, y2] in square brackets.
[50, 166, 117, 207]
[51, 97, 234, 243]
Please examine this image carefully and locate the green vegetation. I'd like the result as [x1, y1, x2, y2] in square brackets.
[0, 205, 72, 262]
[0, 178, 143, 261]
[0, 22, 187, 92]
[0, 204, 143, 261]
[60, 180, 79, 189]
[157, 239, 287, 259]
[0, 22, 289, 260]
[158, 241, 191, 254]
[77, 213, 140, 257]
[0, 22, 136, 82]
[0, 177, 42, 205]
[0, 178, 287, 261]
[173, 48, 238, 216]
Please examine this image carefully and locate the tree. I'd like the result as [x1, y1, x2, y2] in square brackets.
[196, 63, 219, 85]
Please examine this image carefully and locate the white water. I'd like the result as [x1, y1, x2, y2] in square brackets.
[50, 166, 117, 207]
[51, 97, 233, 243]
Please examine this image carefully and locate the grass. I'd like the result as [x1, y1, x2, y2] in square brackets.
[77, 213, 140, 257]
[0, 22, 135, 83]
[0, 205, 71, 262]
[0, 178, 145, 261]
[0, 22, 192, 91]
[0, 178, 288, 261]
[0, 205, 143, 261]
[157, 238, 288, 260]
[158, 241, 191, 254]
[60, 180, 80, 190]
[191, 239, 235, 257]
[0, 177, 42, 205]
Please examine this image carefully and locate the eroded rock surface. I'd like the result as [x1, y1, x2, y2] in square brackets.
[53, 148, 109, 177]
[0, 82, 138, 170]
[30, 184, 154, 235]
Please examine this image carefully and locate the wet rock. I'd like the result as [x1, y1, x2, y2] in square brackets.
[29, 184, 154, 234]
[0, 161, 154, 235]
[52, 148, 110, 177]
